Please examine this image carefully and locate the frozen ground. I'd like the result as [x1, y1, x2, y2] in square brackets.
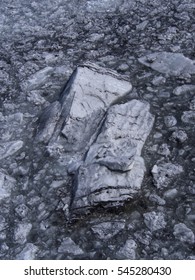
[0, 0, 195, 259]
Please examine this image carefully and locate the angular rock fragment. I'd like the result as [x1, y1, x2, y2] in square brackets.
[16, 243, 38, 260]
[60, 63, 132, 152]
[181, 111, 195, 125]
[58, 237, 84, 255]
[71, 100, 154, 213]
[164, 116, 177, 128]
[138, 52, 195, 76]
[91, 220, 125, 240]
[36, 63, 132, 154]
[0, 170, 16, 201]
[143, 211, 166, 232]
[173, 84, 195, 96]
[152, 163, 183, 189]
[0, 140, 23, 160]
[14, 223, 32, 244]
[170, 130, 188, 143]
[25, 66, 53, 91]
[173, 223, 194, 244]
[116, 239, 137, 259]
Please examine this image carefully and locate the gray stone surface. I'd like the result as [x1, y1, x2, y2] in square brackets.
[152, 163, 183, 189]
[0, 0, 195, 261]
[143, 211, 166, 231]
[181, 111, 195, 125]
[71, 100, 154, 212]
[14, 223, 32, 244]
[0, 140, 23, 160]
[16, 243, 38, 260]
[173, 85, 195, 96]
[36, 63, 132, 152]
[91, 220, 125, 240]
[138, 52, 195, 76]
[173, 223, 194, 244]
[0, 170, 16, 201]
[58, 237, 84, 255]
[164, 116, 177, 128]
[116, 239, 137, 259]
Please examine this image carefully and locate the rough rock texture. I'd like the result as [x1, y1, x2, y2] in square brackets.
[91, 220, 125, 240]
[71, 100, 154, 213]
[138, 52, 195, 76]
[173, 223, 194, 245]
[116, 239, 137, 259]
[0, 170, 16, 201]
[1, 0, 195, 260]
[36, 63, 132, 155]
[152, 163, 183, 189]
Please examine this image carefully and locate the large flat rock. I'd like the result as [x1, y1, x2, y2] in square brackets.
[36, 63, 132, 155]
[71, 100, 154, 213]
[138, 52, 195, 76]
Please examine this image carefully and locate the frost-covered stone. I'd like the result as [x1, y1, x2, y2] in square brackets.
[16, 243, 38, 260]
[116, 239, 137, 259]
[138, 52, 195, 76]
[0, 170, 16, 201]
[14, 223, 32, 244]
[144, 211, 166, 231]
[152, 163, 183, 189]
[0, 140, 23, 160]
[173, 223, 194, 244]
[58, 237, 84, 255]
[91, 220, 125, 240]
[71, 100, 154, 213]
[181, 111, 195, 125]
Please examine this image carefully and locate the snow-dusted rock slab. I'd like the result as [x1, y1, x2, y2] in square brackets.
[71, 100, 154, 213]
[138, 52, 195, 76]
[36, 63, 132, 152]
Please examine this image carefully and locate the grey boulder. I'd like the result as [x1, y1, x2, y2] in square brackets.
[71, 100, 154, 213]
[138, 52, 195, 76]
